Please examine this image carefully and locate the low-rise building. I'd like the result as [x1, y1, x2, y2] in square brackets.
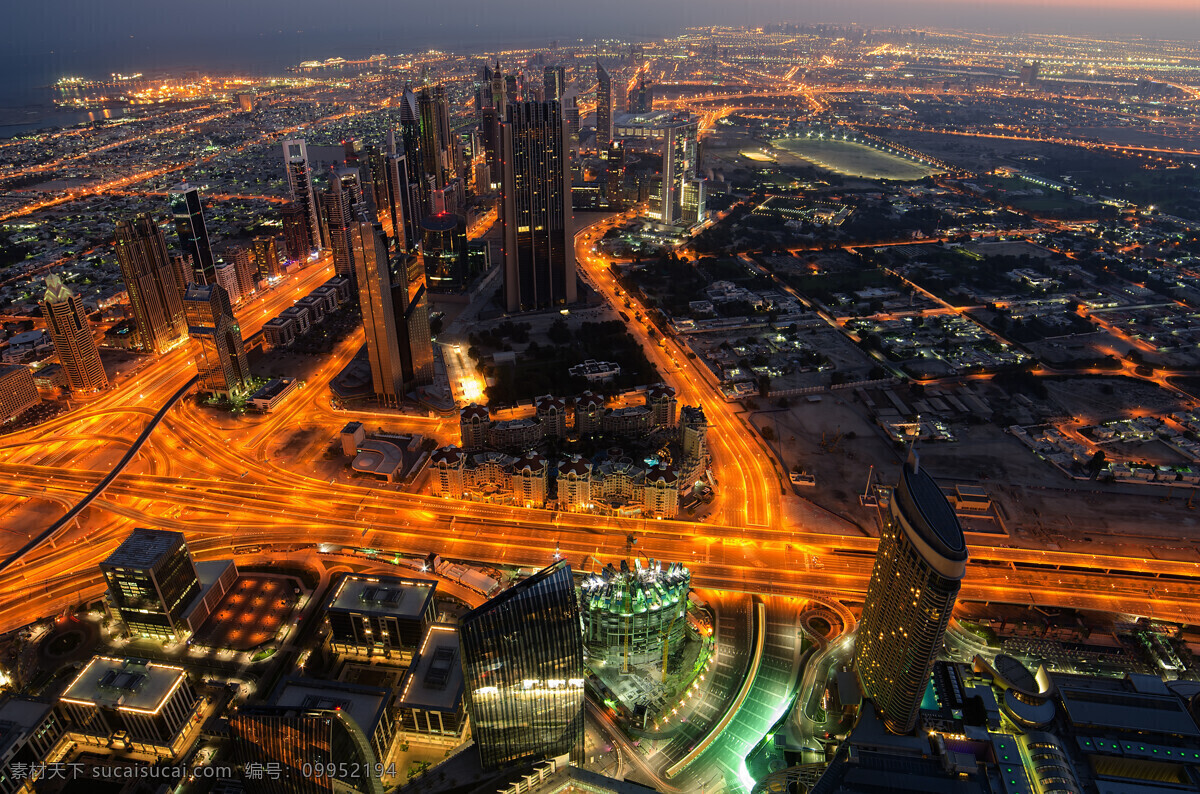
[57, 657, 200, 756]
[325, 574, 437, 660]
[247, 377, 300, 412]
[395, 625, 466, 745]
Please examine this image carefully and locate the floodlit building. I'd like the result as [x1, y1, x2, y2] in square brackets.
[395, 625, 466, 744]
[114, 215, 187, 354]
[460, 561, 584, 769]
[168, 183, 215, 283]
[100, 529, 201, 641]
[581, 559, 690, 671]
[57, 657, 199, 756]
[853, 451, 968, 734]
[0, 697, 64, 793]
[40, 275, 107, 393]
[184, 283, 249, 398]
[325, 574, 437, 660]
[282, 139, 321, 253]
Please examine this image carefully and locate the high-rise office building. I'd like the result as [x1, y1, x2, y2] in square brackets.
[352, 220, 406, 405]
[184, 283, 249, 398]
[606, 143, 626, 211]
[231, 244, 258, 300]
[0, 364, 39, 422]
[114, 215, 188, 354]
[252, 236, 280, 280]
[384, 129, 416, 249]
[392, 253, 435, 388]
[459, 560, 584, 770]
[629, 78, 653, 113]
[100, 528, 201, 641]
[499, 101, 576, 313]
[658, 115, 700, 225]
[322, 172, 355, 285]
[543, 65, 565, 102]
[281, 202, 310, 263]
[283, 139, 321, 253]
[853, 452, 968, 735]
[596, 62, 613, 151]
[41, 274, 108, 393]
[168, 183, 215, 283]
[420, 213, 469, 293]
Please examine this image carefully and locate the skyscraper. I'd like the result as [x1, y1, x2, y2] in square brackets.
[114, 215, 188, 354]
[283, 139, 321, 253]
[543, 65, 565, 103]
[384, 129, 415, 249]
[231, 244, 258, 300]
[100, 528, 201, 641]
[392, 253, 435, 388]
[853, 452, 968, 734]
[596, 62, 613, 151]
[459, 561, 584, 770]
[252, 236, 280, 280]
[41, 274, 107, 393]
[499, 101, 576, 313]
[606, 143, 625, 211]
[420, 213, 469, 293]
[168, 183, 215, 283]
[184, 283, 249, 398]
[629, 78, 653, 113]
[351, 219, 405, 405]
[281, 203, 311, 263]
[322, 172, 355, 285]
[657, 114, 700, 225]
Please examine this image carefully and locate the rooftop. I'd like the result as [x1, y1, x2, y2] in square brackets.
[397, 625, 464, 712]
[271, 677, 390, 736]
[101, 528, 186, 570]
[896, 455, 967, 564]
[327, 574, 436, 620]
[60, 657, 188, 712]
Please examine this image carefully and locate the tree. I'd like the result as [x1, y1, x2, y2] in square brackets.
[548, 317, 571, 345]
[1087, 450, 1107, 473]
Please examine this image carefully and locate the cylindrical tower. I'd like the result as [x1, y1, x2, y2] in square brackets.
[853, 451, 968, 734]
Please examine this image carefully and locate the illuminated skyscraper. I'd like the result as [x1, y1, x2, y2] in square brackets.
[168, 183, 215, 283]
[252, 236, 280, 280]
[352, 220, 405, 405]
[499, 101, 576, 313]
[853, 452, 968, 734]
[384, 129, 418, 249]
[459, 561, 584, 769]
[114, 215, 187, 354]
[322, 172, 355, 285]
[41, 274, 107, 393]
[100, 528, 201, 641]
[596, 62, 612, 150]
[184, 282, 249, 398]
[606, 143, 625, 211]
[283, 139, 321, 253]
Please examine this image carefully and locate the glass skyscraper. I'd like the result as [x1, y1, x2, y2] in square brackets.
[168, 183, 215, 284]
[459, 560, 584, 770]
[853, 452, 968, 734]
[100, 529, 201, 641]
[499, 101, 576, 313]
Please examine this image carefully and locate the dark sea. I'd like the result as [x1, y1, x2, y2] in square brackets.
[0, 26, 633, 138]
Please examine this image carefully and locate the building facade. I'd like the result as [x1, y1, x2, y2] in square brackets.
[500, 101, 576, 313]
[184, 283, 249, 398]
[853, 452, 969, 734]
[0, 365, 38, 423]
[100, 528, 201, 641]
[168, 184, 215, 283]
[40, 275, 108, 393]
[114, 215, 188, 353]
[324, 574, 437, 660]
[459, 561, 584, 770]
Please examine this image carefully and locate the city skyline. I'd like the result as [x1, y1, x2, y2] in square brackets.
[3, 11, 1200, 794]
